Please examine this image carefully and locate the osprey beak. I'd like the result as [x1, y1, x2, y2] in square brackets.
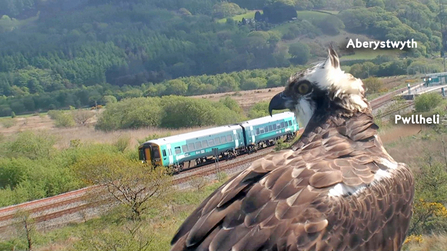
[268, 92, 290, 116]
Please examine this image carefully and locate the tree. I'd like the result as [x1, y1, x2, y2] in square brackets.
[212, 2, 245, 19]
[72, 153, 172, 220]
[15, 210, 35, 251]
[366, 0, 385, 8]
[72, 110, 95, 126]
[240, 77, 267, 90]
[254, 11, 263, 21]
[262, 1, 297, 24]
[102, 95, 117, 105]
[267, 74, 282, 87]
[317, 15, 345, 35]
[289, 42, 310, 65]
[163, 80, 188, 96]
[178, 8, 192, 16]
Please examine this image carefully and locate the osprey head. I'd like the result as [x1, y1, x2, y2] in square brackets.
[269, 47, 369, 128]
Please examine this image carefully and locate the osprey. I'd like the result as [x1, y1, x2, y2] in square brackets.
[170, 48, 414, 251]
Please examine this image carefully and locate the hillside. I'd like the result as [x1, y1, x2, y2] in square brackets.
[0, 0, 444, 117]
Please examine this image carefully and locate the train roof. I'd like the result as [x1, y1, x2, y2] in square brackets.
[240, 112, 296, 127]
[146, 124, 242, 146]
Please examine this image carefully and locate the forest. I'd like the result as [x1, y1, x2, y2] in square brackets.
[0, 0, 445, 116]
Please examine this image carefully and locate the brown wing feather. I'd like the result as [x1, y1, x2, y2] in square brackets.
[170, 113, 414, 251]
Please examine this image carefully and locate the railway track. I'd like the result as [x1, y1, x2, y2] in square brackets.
[0, 84, 418, 239]
[376, 102, 414, 119]
[0, 143, 279, 239]
[369, 83, 422, 110]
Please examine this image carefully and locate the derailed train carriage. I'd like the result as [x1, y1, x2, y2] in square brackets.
[138, 112, 299, 172]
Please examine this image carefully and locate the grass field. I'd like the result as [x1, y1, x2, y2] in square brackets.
[296, 10, 331, 23]
[341, 49, 403, 61]
[216, 11, 258, 23]
[216, 10, 331, 24]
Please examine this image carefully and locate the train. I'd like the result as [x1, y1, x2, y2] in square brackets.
[138, 112, 299, 172]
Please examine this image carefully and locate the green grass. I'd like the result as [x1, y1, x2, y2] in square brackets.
[216, 10, 330, 24]
[272, 22, 298, 34]
[0, 112, 47, 119]
[341, 49, 402, 61]
[296, 10, 330, 23]
[216, 11, 258, 23]
[271, 10, 331, 35]
[320, 10, 339, 15]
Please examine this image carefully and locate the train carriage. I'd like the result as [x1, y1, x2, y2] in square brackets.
[239, 112, 298, 151]
[139, 125, 244, 171]
[139, 112, 299, 172]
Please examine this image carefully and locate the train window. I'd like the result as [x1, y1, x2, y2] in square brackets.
[260, 128, 264, 133]
[188, 143, 195, 151]
[182, 145, 188, 152]
[273, 124, 277, 130]
[226, 135, 232, 142]
[153, 149, 160, 158]
[256, 128, 260, 135]
[281, 122, 285, 128]
[162, 150, 166, 157]
[208, 139, 214, 146]
[265, 126, 268, 132]
[175, 146, 181, 154]
[202, 140, 208, 147]
[214, 137, 220, 144]
[269, 125, 273, 131]
[195, 141, 202, 149]
[221, 136, 226, 143]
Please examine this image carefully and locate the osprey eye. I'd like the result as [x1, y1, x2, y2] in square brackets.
[296, 81, 311, 94]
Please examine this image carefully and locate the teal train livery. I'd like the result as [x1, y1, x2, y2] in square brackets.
[139, 112, 299, 172]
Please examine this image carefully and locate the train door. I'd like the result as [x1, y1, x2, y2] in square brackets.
[250, 126, 255, 144]
[166, 144, 173, 165]
[239, 125, 248, 146]
[138, 146, 149, 161]
[144, 147, 151, 162]
[233, 130, 239, 148]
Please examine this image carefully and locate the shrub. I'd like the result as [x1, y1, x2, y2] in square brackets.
[363, 77, 383, 94]
[54, 112, 76, 128]
[160, 96, 245, 129]
[47, 110, 61, 119]
[96, 97, 162, 131]
[5, 131, 55, 160]
[415, 93, 443, 112]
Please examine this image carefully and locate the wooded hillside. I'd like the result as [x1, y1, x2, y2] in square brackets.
[0, 0, 444, 116]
